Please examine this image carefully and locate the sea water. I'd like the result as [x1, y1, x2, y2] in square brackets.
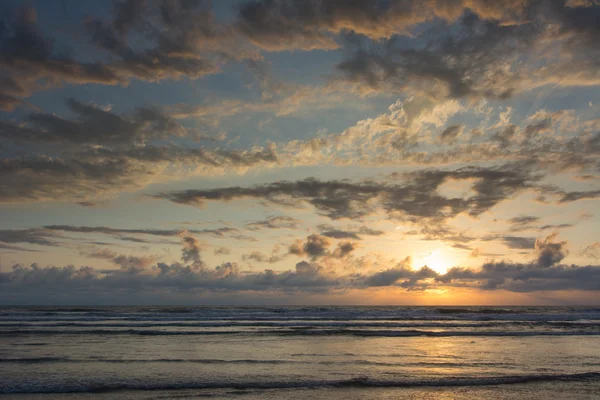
[1, 306, 599, 399]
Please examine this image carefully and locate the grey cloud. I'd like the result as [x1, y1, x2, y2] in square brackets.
[214, 246, 232, 255]
[440, 124, 464, 145]
[0, 1, 243, 108]
[0, 143, 278, 203]
[288, 234, 358, 261]
[501, 236, 537, 250]
[491, 125, 518, 147]
[181, 235, 203, 266]
[0, 98, 191, 145]
[44, 225, 239, 239]
[0, 229, 58, 246]
[245, 216, 298, 231]
[440, 261, 600, 292]
[155, 163, 543, 220]
[539, 223, 574, 230]
[331, 241, 358, 258]
[289, 234, 331, 259]
[334, 1, 600, 100]
[234, 0, 530, 51]
[242, 246, 288, 264]
[317, 224, 385, 239]
[319, 229, 360, 240]
[559, 189, 600, 203]
[580, 242, 600, 260]
[337, 15, 532, 100]
[0, 6, 124, 107]
[509, 216, 540, 226]
[87, 248, 156, 272]
[364, 264, 437, 288]
[2, 254, 600, 302]
[535, 233, 568, 267]
[523, 119, 552, 142]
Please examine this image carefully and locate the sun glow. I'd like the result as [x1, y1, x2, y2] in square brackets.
[420, 249, 454, 274]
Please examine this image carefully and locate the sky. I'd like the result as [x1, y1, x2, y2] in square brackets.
[1, 0, 600, 305]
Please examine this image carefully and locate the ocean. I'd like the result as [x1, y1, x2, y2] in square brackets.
[1, 306, 599, 399]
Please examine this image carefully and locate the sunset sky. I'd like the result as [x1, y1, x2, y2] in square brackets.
[1, 0, 599, 305]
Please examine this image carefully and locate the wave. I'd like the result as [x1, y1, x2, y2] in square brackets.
[2, 372, 598, 394]
[2, 306, 599, 323]
[0, 357, 298, 365]
[5, 320, 588, 328]
[0, 357, 513, 368]
[2, 328, 599, 337]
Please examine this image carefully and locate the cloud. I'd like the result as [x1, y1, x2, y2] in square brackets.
[87, 248, 156, 272]
[535, 233, 568, 267]
[440, 124, 464, 145]
[558, 190, 600, 203]
[245, 216, 298, 231]
[331, 241, 358, 258]
[214, 247, 231, 255]
[2, 234, 600, 303]
[242, 244, 288, 264]
[0, 143, 278, 203]
[317, 224, 385, 240]
[334, 1, 600, 100]
[0, 1, 261, 109]
[0, 98, 194, 145]
[498, 236, 537, 250]
[0, 229, 59, 246]
[509, 216, 540, 226]
[289, 234, 331, 259]
[234, 0, 530, 52]
[508, 216, 540, 231]
[180, 234, 203, 266]
[154, 163, 543, 221]
[288, 234, 358, 261]
[44, 225, 240, 240]
[580, 242, 600, 260]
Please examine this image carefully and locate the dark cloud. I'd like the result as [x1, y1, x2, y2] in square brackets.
[2, 235, 600, 302]
[535, 233, 568, 268]
[0, 143, 278, 203]
[87, 248, 156, 272]
[288, 233, 358, 261]
[440, 124, 464, 145]
[558, 189, 600, 203]
[44, 225, 239, 239]
[363, 262, 437, 288]
[331, 241, 358, 258]
[523, 119, 552, 142]
[181, 234, 203, 266]
[242, 245, 288, 264]
[500, 236, 537, 250]
[245, 216, 298, 231]
[0, 98, 192, 145]
[289, 234, 331, 259]
[317, 224, 385, 240]
[580, 242, 600, 260]
[0, 1, 253, 109]
[155, 163, 543, 220]
[0, 6, 124, 108]
[539, 223, 574, 231]
[234, 0, 530, 52]
[333, 1, 600, 99]
[319, 229, 361, 240]
[509, 216, 540, 226]
[214, 246, 231, 255]
[0, 229, 58, 246]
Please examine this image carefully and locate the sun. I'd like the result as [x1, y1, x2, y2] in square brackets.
[421, 249, 454, 274]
